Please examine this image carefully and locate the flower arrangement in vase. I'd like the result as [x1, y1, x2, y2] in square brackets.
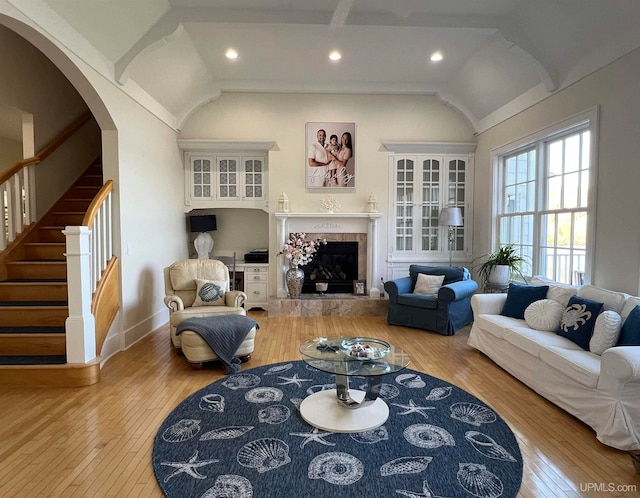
[278, 232, 326, 298]
[278, 232, 326, 267]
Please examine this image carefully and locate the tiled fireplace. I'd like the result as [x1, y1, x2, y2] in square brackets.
[274, 212, 382, 298]
[270, 211, 387, 316]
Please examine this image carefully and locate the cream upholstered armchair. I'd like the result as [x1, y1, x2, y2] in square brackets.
[163, 259, 248, 352]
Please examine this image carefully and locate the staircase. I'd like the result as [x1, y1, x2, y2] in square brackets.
[0, 162, 103, 386]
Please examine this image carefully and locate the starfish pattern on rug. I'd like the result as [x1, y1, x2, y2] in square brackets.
[391, 399, 436, 418]
[289, 427, 337, 448]
[160, 450, 219, 483]
[276, 373, 313, 387]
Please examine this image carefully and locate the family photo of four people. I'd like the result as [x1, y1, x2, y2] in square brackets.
[307, 123, 355, 188]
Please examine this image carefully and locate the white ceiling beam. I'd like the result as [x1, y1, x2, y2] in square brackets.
[330, 0, 354, 29]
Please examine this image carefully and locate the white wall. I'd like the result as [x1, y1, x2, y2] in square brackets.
[180, 92, 477, 295]
[0, 25, 99, 217]
[84, 74, 187, 351]
[0, 136, 21, 171]
[474, 48, 640, 294]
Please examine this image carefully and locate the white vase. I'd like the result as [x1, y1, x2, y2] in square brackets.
[488, 265, 511, 285]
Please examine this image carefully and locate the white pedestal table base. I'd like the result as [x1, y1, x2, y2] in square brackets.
[299, 389, 389, 433]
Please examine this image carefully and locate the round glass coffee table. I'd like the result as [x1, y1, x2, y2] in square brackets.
[299, 337, 410, 433]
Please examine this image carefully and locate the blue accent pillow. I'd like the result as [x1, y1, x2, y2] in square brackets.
[500, 283, 549, 319]
[557, 295, 603, 350]
[618, 305, 640, 346]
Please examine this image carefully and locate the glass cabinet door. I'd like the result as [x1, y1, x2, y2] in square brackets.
[191, 157, 212, 199]
[421, 159, 440, 251]
[217, 157, 238, 199]
[244, 157, 264, 199]
[447, 159, 467, 251]
[395, 158, 414, 251]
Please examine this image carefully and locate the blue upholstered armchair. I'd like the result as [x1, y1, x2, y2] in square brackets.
[384, 265, 478, 335]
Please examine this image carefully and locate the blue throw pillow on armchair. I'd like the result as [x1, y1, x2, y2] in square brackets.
[557, 295, 603, 350]
[618, 305, 640, 346]
[500, 283, 549, 319]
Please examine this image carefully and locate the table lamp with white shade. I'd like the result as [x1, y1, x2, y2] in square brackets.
[189, 214, 217, 259]
[438, 207, 463, 266]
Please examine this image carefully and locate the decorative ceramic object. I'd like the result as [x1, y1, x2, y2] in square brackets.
[367, 192, 378, 212]
[277, 191, 289, 212]
[286, 262, 305, 298]
[320, 195, 341, 213]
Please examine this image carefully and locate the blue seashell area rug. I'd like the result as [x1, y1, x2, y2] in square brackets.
[152, 361, 523, 497]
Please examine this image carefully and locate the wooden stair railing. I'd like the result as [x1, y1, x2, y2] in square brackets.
[0, 110, 120, 387]
[0, 110, 92, 250]
[65, 180, 119, 359]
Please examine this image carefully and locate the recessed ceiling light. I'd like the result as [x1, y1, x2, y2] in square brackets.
[329, 50, 342, 61]
[226, 48, 238, 60]
[430, 52, 443, 62]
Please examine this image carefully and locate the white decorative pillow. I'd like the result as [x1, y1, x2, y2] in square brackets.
[413, 274, 445, 296]
[524, 299, 565, 331]
[192, 279, 227, 307]
[589, 310, 622, 355]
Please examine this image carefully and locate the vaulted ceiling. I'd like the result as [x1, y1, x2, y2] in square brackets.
[6, 0, 640, 133]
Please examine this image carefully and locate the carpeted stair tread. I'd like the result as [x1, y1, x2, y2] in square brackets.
[2, 279, 67, 283]
[0, 326, 65, 334]
[0, 301, 68, 306]
[0, 355, 66, 365]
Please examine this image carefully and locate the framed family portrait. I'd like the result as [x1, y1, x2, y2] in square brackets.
[306, 121, 356, 188]
[353, 280, 366, 296]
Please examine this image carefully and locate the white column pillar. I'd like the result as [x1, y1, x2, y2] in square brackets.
[63, 226, 96, 364]
[367, 215, 381, 297]
[275, 214, 289, 297]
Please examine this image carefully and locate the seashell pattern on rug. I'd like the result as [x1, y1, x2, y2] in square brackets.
[450, 402, 497, 426]
[426, 386, 452, 400]
[350, 426, 389, 444]
[465, 431, 517, 461]
[199, 394, 225, 412]
[457, 463, 504, 498]
[403, 423, 456, 448]
[308, 452, 364, 485]
[162, 419, 201, 443]
[199, 426, 254, 441]
[380, 456, 433, 476]
[153, 361, 523, 498]
[237, 438, 291, 473]
[258, 404, 291, 424]
[201, 475, 253, 498]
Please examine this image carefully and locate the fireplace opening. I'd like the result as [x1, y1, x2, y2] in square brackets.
[301, 241, 358, 294]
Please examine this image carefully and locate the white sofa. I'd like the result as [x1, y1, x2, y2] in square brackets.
[468, 277, 640, 452]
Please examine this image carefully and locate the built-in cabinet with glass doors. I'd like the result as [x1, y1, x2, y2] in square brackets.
[178, 140, 272, 210]
[385, 143, 475, 279]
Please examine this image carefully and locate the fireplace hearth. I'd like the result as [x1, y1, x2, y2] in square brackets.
[301, 241, 358, 294]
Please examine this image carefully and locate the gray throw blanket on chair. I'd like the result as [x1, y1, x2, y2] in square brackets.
[176, 315, 259, 374]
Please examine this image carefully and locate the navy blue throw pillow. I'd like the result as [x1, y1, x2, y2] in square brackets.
[500, 283, 549, 319]
[557, 295, 603, 350]
[618, 305, 640, 346]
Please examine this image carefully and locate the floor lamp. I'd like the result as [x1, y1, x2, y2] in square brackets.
[439, 207, 463, 266]
[189, 214, 217, 259]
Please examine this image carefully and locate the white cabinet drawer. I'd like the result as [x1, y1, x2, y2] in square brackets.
[245, 266, 268, 274]
[246, 273, 267, 282]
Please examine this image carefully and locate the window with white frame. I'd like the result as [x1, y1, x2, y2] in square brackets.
[495, 109, 597, 285]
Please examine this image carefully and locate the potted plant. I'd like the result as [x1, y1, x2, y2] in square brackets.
[476, 245, 527, 285]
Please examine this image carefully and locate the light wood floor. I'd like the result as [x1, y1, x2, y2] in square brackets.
[1, 311, 638, 497]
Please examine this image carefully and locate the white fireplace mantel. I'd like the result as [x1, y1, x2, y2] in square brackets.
[275, 212, 382, 298]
